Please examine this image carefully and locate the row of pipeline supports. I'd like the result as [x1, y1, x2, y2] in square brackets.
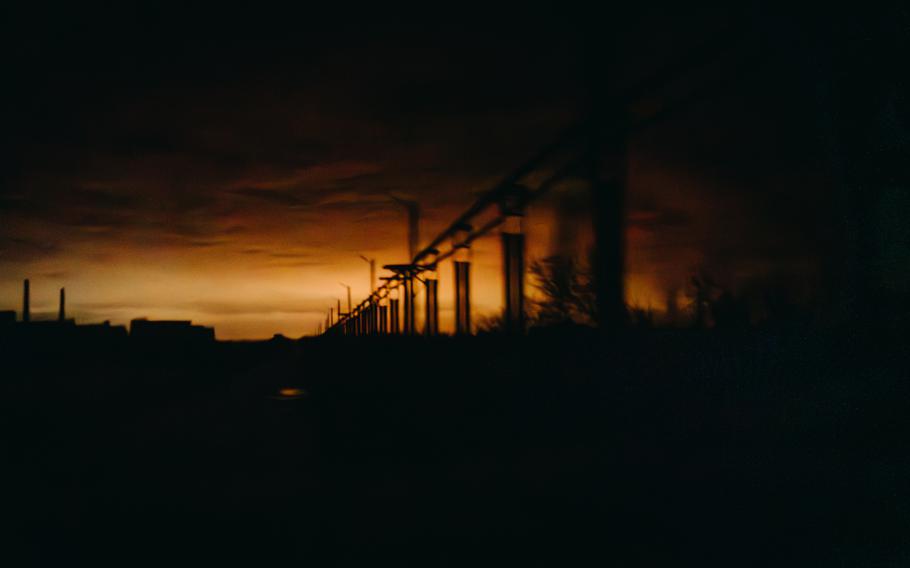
[325, 214, 526, 337]
[319, 34, 690, 339]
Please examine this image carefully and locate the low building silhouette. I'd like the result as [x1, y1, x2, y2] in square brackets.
[9, 318, 76, 344]
[130, 318, 215, 345]
[75, 320, 128, 342]
[7, 280, 209, 349]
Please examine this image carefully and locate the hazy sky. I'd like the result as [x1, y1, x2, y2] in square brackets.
[1, 6, 837, 338]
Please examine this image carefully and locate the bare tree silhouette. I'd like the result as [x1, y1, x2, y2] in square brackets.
[528, 254, 596, 327]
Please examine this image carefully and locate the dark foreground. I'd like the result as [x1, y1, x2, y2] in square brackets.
[2, 327, 907, 566]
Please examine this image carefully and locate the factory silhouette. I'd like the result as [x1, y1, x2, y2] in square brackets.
[2, 278, 214, 346]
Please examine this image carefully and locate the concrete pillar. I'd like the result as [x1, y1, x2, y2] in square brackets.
[389, 286, 400, 334]
[379, 296, 389, 334]
[585, 43, 628, 331]
[500, 192, 527, 334]
[425, 275, 438, 336]
[423, 250, 439, 336]
[403, 276, 415, 335]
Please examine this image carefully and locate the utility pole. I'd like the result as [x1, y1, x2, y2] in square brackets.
[359, 255, 376, 291]
[339, 282, 352, 314]
[390, 195, 420, 261]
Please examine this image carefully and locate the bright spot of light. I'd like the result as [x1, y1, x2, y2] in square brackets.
[278, 387, 306, 398]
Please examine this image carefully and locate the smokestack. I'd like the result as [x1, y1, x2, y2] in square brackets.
[23, 279, 30, 323]
[59, 287, 66, 322]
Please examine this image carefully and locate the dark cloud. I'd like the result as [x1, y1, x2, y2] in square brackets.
[0, 236, 61, 262]
[184, 240, 226, 249]
[269, 252, 313, 259]
[229, 188, 308, 207]
[41, 271, 69, 279]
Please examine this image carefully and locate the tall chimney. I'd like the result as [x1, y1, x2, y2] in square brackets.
[59, 287, 66, 322]
[23, 279, 30, 323]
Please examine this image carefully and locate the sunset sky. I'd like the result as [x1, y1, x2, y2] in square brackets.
[1, 5, 840, 338]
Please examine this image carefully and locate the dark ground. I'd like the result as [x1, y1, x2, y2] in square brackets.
[2, 325, 907, 566]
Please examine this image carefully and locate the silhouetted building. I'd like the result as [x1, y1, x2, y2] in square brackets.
[74, 320, 128, 342]
[130, 319, 215, 345]
[16, 318, 77, 343]
[27, 319, 75, 327]
[0, 310, 15, 326]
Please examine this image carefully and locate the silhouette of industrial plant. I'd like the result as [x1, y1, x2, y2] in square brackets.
[3, 279, 214, 346]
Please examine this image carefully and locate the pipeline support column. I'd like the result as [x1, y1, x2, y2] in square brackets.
[501, 189, 528, 334]
[403, 275, 415, 335]
[425, 276, 438, 336]
[379, 295, 389, 334]
[453, 225, 472, 335]
[389, 285, 400, 334]
[423, 250, 439, 336]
